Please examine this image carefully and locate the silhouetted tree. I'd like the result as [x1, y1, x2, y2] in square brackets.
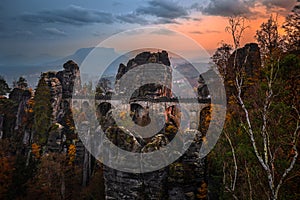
[255, 15, 281, 62]
[211, 42, 233, 78]
[13, 77, 28, 90]
[282, 5, 300, 51]
[0, 76, 10, 96]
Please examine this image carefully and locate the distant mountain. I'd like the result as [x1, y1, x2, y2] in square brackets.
[0, 47, 120, 87]
[0, 48, 211, 89]
[43, 47, 119, 67]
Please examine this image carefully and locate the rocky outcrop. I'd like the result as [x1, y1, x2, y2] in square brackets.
[99, 51, 208, 200]
[57, 60, 81, 98]
[101, 51, 173, 199]
[115, 50, 172, 99]
[42, 72, 63, 123]
[15, 90, 31, 130]
[4, 88, 33, 143]
[225, 43, 261, 100]
[39, 60, 81, 151]
[227, 43, 261, 78]
[116, 51, 171, 81]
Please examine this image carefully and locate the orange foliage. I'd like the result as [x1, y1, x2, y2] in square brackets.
[31, 143, 41, 159]
[119, 111, 126, 120]
[68, 144, 76, 165]
[26, 98, 35, 113]
[196, 181, 208, 199]
[0, 155, 15, 196]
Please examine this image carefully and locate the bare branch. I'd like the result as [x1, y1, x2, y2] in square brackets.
[224, 130, 238, 191]
[275, 107, 300, 198]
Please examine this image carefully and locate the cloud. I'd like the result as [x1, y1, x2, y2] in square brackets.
[192, 18, 202, 22]
[261, 0, 297, 9]
[206, 30, 221, 33]
[118, 29, 145, 36]
[44, 27, 67, 36]
[150, 29, 176, 35]
[153, 18, 180, 24]
[189, 30, 220, 35]
[198, 0, 297, 17]
[21, 5, 114, 26]
[15, 30, 34, 36]
[92, 31, 102, 37]
[116, 13, 149, 25]
[201, 0, 253, 16]
[19, 2, 191, 27]
[136, 0, 189, 19]
[0, 28, 34, 38]
[112, 1, 122, 6]
[190, 31, 203, 34]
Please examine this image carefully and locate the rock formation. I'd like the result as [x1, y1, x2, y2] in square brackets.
[227, 43, 261, 78]
[39, 60, 81, 151]
[98, 51, 209, 200]
[225, 43, 261, 98]
[0, 54, 209, 199]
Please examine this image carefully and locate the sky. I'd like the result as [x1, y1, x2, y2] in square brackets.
[0, 0, 297, 74]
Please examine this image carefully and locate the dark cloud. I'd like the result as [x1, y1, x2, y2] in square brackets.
[201, 0, 253, 16]
[153, 18, 180, 24]
[136, 0, 189, 19]
[190, 31, 203, 34]
[44, 27, 67, 36]
[19, 2, 192, 27]
[198, 0, 297, 17]
[15, 30, 34, 36]
[112, 1, 122, 6]
[116, 13, 149, 25]
[192, 17, 202, 22]
[261, 0, 296, 9]
[21, 5, 114, 26]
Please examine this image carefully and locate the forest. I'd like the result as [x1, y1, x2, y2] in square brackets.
[0, 6, 299, 200]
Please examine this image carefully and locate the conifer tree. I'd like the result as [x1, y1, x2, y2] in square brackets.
[0, 76, 10, 96]
[33, 78, 52, 145]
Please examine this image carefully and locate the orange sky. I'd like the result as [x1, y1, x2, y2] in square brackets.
[167, 5, 290, 55]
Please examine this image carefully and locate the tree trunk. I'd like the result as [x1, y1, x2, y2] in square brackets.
[82, 147, 89, 187]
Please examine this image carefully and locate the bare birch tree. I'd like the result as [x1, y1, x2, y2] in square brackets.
[228, 15, 300, 200]
[214, 16, 249, 199]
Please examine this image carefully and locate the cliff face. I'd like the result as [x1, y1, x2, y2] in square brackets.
[99, 51, 208, 200]
[14, 90, 32, 130]
[225, 43, 261, 100]
[39, 60, 80, 151]
[227, 43, 261, 78]
[1, 61, 80, 144]
[57, 60, 81, 99]
[0, 88, 33, 141]
[116, 50, 171, 81]
[42, 72, 62, 123]
[115, 50, 172, 99]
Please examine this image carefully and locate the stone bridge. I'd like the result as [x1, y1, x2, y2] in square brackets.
[71, 95, 211, 130]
